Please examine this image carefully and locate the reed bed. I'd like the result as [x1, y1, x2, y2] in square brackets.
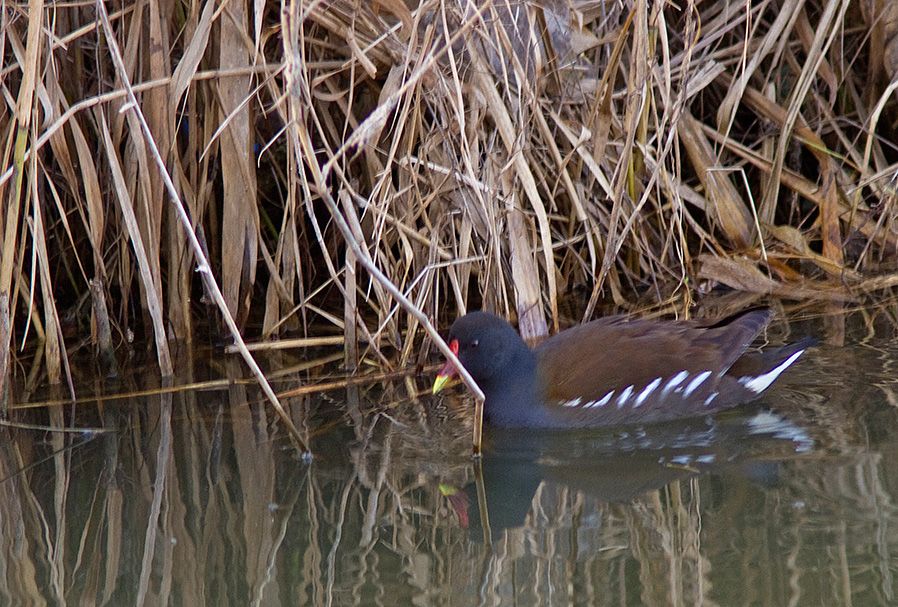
[1, 0, 897, 397]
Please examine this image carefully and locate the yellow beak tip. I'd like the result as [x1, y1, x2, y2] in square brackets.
[432, 375, 450, 395]
[438, 483, 458, 496]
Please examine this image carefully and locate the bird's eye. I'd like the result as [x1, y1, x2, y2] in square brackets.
[470, 339, 479, 348]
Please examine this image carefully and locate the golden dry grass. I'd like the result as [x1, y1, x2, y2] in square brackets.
[1, 0, 897, 396]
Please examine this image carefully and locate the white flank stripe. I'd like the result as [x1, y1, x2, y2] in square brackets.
[662, 371, 689, 394]
[683, 371, 712, 397]
[634, 377, 663, 408]
[704, 391, 719, 406]
[739, 349, 805, 394]
[616, 385, 634, 408]
[592, 391, 615, 408]
[562, 397, 582, 408]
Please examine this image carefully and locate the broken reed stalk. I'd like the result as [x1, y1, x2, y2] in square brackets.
[224, 335, 348, 353]
[279, 363, 441, 399]
[7, 352, 346, 412]
[94, 0, 309, 456]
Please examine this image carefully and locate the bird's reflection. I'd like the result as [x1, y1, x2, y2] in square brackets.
[444, 407, 815, 540]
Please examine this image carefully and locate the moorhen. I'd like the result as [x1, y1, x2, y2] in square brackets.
[432, 309, 809, 427]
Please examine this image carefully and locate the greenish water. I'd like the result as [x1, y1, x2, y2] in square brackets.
[2, 313, 898, 605]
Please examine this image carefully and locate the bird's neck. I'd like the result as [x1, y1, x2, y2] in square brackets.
[480, 346, 549, 427]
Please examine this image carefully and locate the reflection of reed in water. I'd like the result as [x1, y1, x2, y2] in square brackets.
[1, 338, 898, 605]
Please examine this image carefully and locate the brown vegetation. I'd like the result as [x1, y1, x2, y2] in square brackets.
[1, 0, 898, 399]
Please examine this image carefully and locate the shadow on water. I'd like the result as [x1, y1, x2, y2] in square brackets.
[2, 311, 898, 605]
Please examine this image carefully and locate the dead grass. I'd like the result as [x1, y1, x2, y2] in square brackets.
[1, 0, 897, 395]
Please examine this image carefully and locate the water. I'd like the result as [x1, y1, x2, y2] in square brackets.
[2, 313, 898, 605]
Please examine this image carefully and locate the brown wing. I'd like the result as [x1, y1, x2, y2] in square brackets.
[536, 309, 772, 405]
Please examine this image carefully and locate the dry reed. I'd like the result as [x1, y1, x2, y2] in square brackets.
[1, 0, 897, 401]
